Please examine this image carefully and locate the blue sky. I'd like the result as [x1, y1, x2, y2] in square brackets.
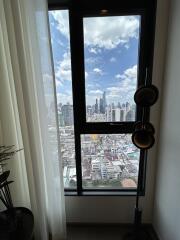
[49, 11, 140, 105]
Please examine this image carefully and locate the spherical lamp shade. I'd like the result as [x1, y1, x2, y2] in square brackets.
[132, 129, 155, 150]
[134, 85, 159, 107]
[132, 122, 155, 150]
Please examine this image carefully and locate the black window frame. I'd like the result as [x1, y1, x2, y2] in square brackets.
[48, 0, 157, 196]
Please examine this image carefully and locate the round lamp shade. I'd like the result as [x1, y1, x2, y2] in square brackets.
[132, 129, 155, 150]
[134, 85, 159, 107]
[132, 121, 155, 150]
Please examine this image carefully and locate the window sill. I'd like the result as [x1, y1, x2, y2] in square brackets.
[64, 190, 145, 197]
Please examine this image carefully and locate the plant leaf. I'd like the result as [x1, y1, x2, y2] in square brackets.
[0, 171, 10, 184]
[0, 180, 14, 189]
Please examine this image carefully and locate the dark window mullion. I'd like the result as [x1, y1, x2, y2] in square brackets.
[81, 122, 135, 134]
[69, 9, 85, 194]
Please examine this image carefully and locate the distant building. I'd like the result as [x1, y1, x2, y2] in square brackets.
[126, 102, 130, 112]
[103, 91, 107, 111]
[120, 109, 126, 121]
[61, 103, 74, 126]
[58, 111, 64, 126]
[99, 98, 104, 113]
[126, 110, 135, 121]
[118, 102, 121, 108]
[106, 106, 112, 121]
[112, 109, 116, 122]
[111, 108, 119, 121]
[86, 105, 93, 116]
[95, 98, 98, 113]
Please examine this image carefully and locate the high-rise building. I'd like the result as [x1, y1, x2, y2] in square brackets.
[111, 108, 121, 121]
[112, 109, 116, 121]
[87, 105, 93, 116]
[118, 102, 121, 108]
[106, 105, 112, 121]
[115, 108, 121, 121]
[111, 102, 115, 109]
[120, 109, 126, 121]
[99, 98, 104, 113]
[126, 102, 130, 112]
[95, 98, 98, 113]
[103, 91, 107, 111]
[58, 111, 65, 126]
[61, 103, 74, 126]
[126, 110, 135, 121]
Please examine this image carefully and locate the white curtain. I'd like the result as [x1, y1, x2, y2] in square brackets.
[0, 0, 66, 239]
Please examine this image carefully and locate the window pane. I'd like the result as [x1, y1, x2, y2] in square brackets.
[81, 134, 140, 189]
[83, 16, 140, 122]
[49, 10, 77, 188]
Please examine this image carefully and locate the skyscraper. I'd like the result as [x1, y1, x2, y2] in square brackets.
[103, 91, 107, 112]
[120, 109, 126, 121]
[112, 109, 116, 122]
[99, 98, 104, 113]
[126, 110, 134, 121]
[62, 103, 74, 126]
[95, 98, 98, 113]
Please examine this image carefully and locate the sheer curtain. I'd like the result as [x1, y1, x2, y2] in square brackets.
[0, 0, 66, 239]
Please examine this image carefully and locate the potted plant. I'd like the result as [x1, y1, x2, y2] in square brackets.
[0, 145, 34, 240]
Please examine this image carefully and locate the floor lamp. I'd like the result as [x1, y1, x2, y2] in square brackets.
[124, 83, 159, 240]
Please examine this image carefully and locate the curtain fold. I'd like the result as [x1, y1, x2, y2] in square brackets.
[0, 0, 66, 239]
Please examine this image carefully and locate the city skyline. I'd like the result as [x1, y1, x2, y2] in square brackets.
[49, 11, 140, 105]
[48, 10, 140, 188]
[57, 92, 135, 127]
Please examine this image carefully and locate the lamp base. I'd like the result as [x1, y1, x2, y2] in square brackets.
[123, 228, 151, 240]
[123, 208, 151, 240]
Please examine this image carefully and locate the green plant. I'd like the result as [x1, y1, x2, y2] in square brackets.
[0, 145, 21, 209]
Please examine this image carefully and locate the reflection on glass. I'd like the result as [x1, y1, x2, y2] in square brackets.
[83, 16, 140, 122]
[49, 10, 77, 188]
[81, 134, 140, 189]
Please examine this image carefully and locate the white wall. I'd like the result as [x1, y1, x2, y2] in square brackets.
[153, 0, 180, 239]
[65, 0, 169, 224]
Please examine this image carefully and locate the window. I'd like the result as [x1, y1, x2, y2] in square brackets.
[83, 15, 140, 123]
[48, 0, 156, 195]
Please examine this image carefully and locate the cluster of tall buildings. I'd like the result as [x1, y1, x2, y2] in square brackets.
[86, 91, 136, 122]
[56, 91, 136, 128]
[94, 91, 107, 114]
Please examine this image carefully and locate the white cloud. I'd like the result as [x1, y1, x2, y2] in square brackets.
[89, 48, 97, 54]
[89, 47, 102, 54]
[86, 89, 103, 105]
[123, 65, 137, 79]
[85, 71, 89, 78]
[50, 10, 70, 39]
[93, 68, 103, 75]
[87, 83, 100, 89]
[57, 93, 72, 105]
[55, 52, 72, 83]
[115, 74, 123, 79]
[85, 57, 101, 64]
[84, 16, 139, 49]
[124, 44, 130, 49]
[110, 57, 116, 62]
[107, 65, 138, 103]
[51, 12, 140, 50]
[89, 90, 103, 95]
